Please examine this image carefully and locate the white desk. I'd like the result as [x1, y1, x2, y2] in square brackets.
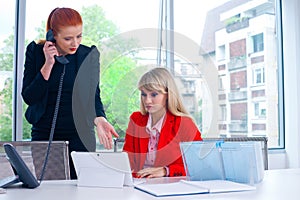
[1, 168, 300, 200]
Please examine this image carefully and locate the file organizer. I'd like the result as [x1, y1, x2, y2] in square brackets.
[180, 141, 225, 181]
[180, 141, 264, 184]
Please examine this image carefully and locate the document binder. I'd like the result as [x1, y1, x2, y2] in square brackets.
[180, 141, 264, 184]
[221, 142, 264, 184]
[180, 141, 225, 181]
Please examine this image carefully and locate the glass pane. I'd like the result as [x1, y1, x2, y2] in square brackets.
[0, 1, 15, 141]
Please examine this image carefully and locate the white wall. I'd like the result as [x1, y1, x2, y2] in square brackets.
[269, 0, 300, 169]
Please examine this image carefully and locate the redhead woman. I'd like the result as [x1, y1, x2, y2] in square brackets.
[22, 7, 118, 179]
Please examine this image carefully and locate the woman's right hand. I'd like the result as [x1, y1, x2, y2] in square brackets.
[136, 167, 167, 178]
[43, 41, 58, 66]
[41, 41, 58, 80]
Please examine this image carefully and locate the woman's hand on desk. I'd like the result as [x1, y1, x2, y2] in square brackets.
[94, 117, 119, 149]
[136, 167, 167, 178]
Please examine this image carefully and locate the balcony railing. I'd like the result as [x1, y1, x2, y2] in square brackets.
[226, 18, 249, 33]
[228, 91, 247, 101]
[229, 120, 248, 132]
[228, 56, 247, 71]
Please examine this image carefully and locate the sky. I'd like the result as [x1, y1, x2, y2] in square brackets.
[0, 0, 230, 47]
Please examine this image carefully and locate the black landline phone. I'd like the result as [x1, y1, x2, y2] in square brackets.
[0, 143, 40, 188]
[46, 29, 69, 64]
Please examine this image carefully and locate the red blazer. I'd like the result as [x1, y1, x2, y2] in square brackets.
[123, 111, 202, 177]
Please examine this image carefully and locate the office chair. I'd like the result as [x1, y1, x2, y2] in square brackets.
[0, 141, 70, 180]
[113, 138, 125, 152]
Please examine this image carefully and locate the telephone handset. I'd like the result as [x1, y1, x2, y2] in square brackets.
[46, 30, 69, 64]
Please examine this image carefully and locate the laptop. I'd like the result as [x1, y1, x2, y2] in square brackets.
[71, 151, 134, 188]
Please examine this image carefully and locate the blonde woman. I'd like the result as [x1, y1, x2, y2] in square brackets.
[123, 67, 202, 178]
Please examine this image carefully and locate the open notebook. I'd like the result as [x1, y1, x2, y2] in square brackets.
[134, 179, 255, 197]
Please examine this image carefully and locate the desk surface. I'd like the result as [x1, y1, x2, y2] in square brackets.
[1, 168, 300, 200]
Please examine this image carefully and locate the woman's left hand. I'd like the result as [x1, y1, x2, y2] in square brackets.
[136, 167, 167, 178]
[94, 117, 119, 149]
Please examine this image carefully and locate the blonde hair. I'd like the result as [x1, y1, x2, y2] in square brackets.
[138, 67, 190, 118]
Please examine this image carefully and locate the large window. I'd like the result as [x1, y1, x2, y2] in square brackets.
[1, 0, 283, 149]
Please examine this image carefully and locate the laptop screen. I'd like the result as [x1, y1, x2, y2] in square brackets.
[71, 151, 133, 187]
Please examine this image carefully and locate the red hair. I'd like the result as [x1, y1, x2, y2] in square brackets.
[46, 7, 82, 34]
